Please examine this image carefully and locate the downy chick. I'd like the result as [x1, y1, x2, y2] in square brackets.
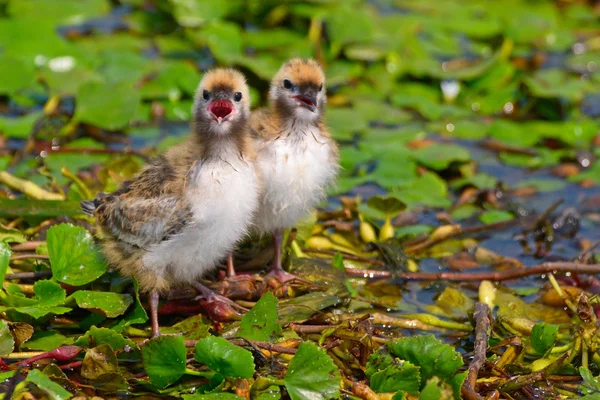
[81, 68, 260, 336]
[250, 58, 339, 281]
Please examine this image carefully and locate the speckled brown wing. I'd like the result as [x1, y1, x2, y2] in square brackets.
[83, 144, 198, 249]
[250, 108, 282, 141]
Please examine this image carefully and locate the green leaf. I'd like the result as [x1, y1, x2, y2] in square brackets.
[195, 336, 255, 379]
[366, 352, 421, 394]
[0, 111, 43, 139]
[9, 0, 110, 25]
[0, 280, 71, 319]
[21, 331, 69, 351]
[196, 22, 242, 63]
[47, 223, 108, 286]
[168, 0, 239, 27]
[419, 377, 454, 400]
[530, 323, 558, 355]
[479, 210, 514, 225]
[111, 278, 148, 332]
[161, 314, 211, 340]
[413, 144, 471, 171]
[387, 335, 463, 388]
[26, 369, 72, 400]
[239, 292, 281, 342]
[0, 55, 36, 94]
[75, 81, 140, 131]
[75, 326, 136, 352]
[142, 335, 186, 389]
[0, 241, 10, 284]
[284, 342, 340, 400]
[0, 226, 27, 244]
[392, 172, 451, 209]
[71, 291, 133, 318]
[580, 367, 600, 398]
[34, 280, 67, 307]
[0, 320, 15, 356]
[366, 196, 407, 216]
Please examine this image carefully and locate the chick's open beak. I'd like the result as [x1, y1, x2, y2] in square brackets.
[208, 99, 234, 124]
[293, 89, 317, 112]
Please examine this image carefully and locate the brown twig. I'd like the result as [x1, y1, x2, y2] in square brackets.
[462, 303, 491, 400]
[5, 271, 53, 280]
[9, 254, 50, 261]
[10, 241, 45, 252]
[344, 262, 600, 281]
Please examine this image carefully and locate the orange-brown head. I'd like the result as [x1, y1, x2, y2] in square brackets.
[193, 68, 250, 136]
[269, 58, 326, 121]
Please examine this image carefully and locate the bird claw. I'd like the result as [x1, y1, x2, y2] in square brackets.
[267, 268, 301, 284]
[194, 292, 247, 322]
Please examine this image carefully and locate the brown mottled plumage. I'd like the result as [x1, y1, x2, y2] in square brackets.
[249, 58, 339, 281]
[82, 69, 260, 336]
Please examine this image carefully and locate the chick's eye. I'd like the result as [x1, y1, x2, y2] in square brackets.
[319, 83, 323, 92]
[234, 92, 242, 102]
[283, 79, 293, 90]
[202, 90, 210, 101]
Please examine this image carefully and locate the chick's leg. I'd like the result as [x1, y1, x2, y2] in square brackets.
[192, 281, 247, 322]
[226, 253, 236, 278]
[149, 289, 161, 338]
[267, 228, 297, 283]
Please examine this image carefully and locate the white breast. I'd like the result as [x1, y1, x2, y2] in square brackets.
[142, 153, 259, 284]
[254, 123, 337, 234]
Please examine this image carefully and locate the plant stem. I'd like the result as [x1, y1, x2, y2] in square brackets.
[0, 171, 64, 200]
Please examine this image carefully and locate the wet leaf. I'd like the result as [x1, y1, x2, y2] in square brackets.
[71, 291, 133, 318]
[530, 323, 558, 355]
[81, 344, 119, 380]
[195, 336, 254, 379]
[142, 335, 186, 389]
[9, 321, 34, 348]
[0, 110, 43, 138]
[387, 335, 463, 387]
[239, 292, 281, 343]
[21, 331, 69, 351]
[47, 223, 108, 286]
[25, 369, 72, 400]
[366, 352, 420, 394]
[284, 342, 340, 400]
[0, 280, 70, 319]
[111, 279, 148, 332]
[75, 326, 136, 351]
